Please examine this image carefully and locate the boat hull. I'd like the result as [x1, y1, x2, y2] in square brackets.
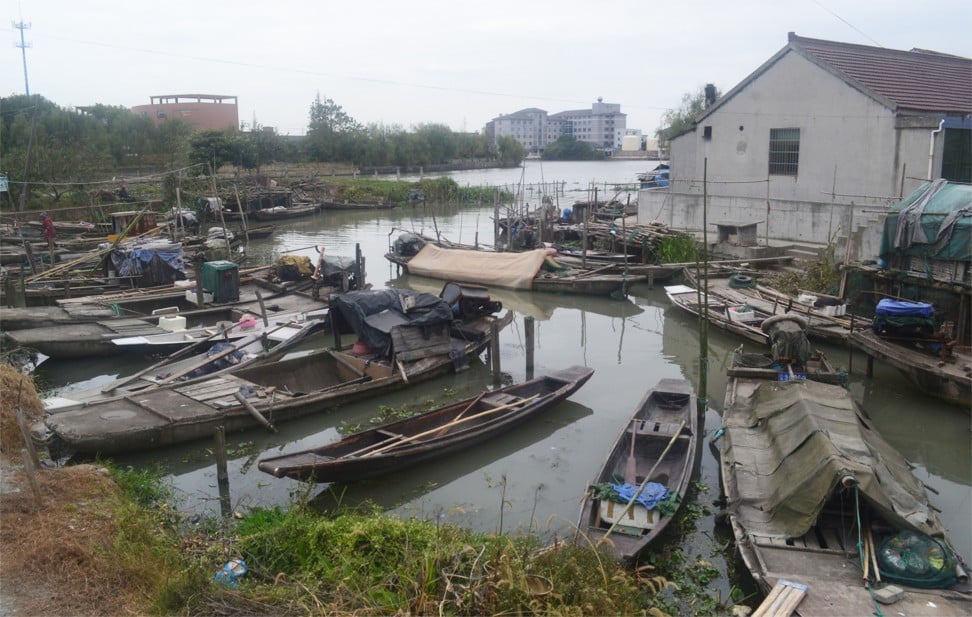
[851, 329, 971, 409]
[257, 365, 594, 482]
[44, 312, 513, 455]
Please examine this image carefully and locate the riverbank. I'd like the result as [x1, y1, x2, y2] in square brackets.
[0, 365, 747, 616]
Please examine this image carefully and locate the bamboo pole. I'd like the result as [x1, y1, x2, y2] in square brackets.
[598, 420, 687, 543]
[362, 394, 540, 457]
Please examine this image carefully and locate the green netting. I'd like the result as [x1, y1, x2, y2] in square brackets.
[877, 530, 958, 588]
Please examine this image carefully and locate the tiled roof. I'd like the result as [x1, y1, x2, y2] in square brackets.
[790, 33, 972, 113]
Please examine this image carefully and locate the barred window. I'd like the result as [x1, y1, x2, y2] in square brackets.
[768, 128, 800, 176]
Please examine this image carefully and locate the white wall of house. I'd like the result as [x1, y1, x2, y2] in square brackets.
[639, 49, 945, 261]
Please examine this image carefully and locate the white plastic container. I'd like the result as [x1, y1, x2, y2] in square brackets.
[728, 306, 755, 321]
[159, 315, 187, 332]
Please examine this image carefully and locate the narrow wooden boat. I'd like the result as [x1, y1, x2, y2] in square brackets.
[239, 224, 276, 239]
[665, 282, 775, 345]
[250, 202, 321, 221]
[320, 200, 395, 211]
[43, 309, 328, 410]
[850, 328, 971, 408]
[42, 293, 513, 456]
[577, 378, 697, 564]
[257, 365, 594, 483]
[700, 273, 870, 344]
[4, 304, 323, 360]
[720, 319, 970, 615]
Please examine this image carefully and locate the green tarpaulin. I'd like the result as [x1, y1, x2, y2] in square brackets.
[722, 379, 941, 540]
[880, 180, 972, 263]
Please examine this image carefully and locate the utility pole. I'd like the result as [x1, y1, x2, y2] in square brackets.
[13, 20, 31, 95]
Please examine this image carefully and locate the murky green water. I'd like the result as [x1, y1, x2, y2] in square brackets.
[39, 161, 971, 600]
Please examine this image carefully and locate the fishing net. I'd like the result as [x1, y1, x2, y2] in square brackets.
[877, 530, 957, 588]
[761, 315, 810, 364]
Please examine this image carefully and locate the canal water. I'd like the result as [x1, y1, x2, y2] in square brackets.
[38, 160, 970, 599]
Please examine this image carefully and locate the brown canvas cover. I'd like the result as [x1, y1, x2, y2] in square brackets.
[405, 244, 548, 290]
[722, 379, 940, 540]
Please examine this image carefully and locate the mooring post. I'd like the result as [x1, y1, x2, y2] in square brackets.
[490, 320, 501, 385]
[356, 243, 366, 289]
[193, 254, 206, 307]
[21, 449, 42, 508]
[847, 314, 855, 374]
[213, 426, 231, 518]
[524, 316, 535, 380]
[256, 290, 269, 326]
[332, 306, 343, 350]
[15, 407, 40, 471]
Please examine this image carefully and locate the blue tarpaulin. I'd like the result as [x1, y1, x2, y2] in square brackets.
[876, 298, 935, 318]
[613, 482, 670, 510]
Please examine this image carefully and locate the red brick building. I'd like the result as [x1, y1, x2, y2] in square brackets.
[131, 94, 239, 132]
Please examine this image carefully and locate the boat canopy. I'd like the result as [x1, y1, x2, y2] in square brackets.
[329, 288, 454, 358]
[723, 379, 940, 540]
[406, 244, 548, 290]
[880, 180, 972, 262]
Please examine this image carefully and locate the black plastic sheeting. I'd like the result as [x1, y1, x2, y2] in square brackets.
[329, 288, 454, 358]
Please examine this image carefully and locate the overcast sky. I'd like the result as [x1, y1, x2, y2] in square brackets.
[3, 1, 971, 137]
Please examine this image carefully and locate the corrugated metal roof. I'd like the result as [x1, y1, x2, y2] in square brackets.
[790, 34, 972, 113]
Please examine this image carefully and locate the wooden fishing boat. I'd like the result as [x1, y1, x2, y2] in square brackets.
[1, 270, 318, 330]
[720, 333, 970, 615]
[850, 327, 971, 408]
[257, 365, 594, 483]
[240, 224, 276, 239]
[665, 282, 775, 345]
[386, 233, 645, 297]
[42, 288, 514, 455]
[43, 309, 328, 409]
[320, 200, 395, 211]
[250, 202, 321, 221]
[3, 302, 323, 360]
[700, 273, 870, 344]
[577, 378, 697, 564]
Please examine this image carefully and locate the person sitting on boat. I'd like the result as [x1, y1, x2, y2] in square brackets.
[117, 182, 134, 202]
[311, 245, 325, 281]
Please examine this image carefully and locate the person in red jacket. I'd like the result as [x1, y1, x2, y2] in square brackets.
[40, 211, 56, 267]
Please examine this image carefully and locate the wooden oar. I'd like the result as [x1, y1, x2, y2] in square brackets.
[361, 394, 540, 458]
[624, 419, 638, 484]
[432, 391, 488, 438]
[152, 320, 299, 386]
[234, 390, 277, 432]
[101, 320, 246, 393]
[598, 420, 686, 544]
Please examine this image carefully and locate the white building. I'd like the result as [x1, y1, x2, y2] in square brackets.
[639, 32, 972, 258]
[486, 99, 627, 154]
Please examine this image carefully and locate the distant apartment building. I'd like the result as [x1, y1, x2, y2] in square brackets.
[485, 98, 627, 154]
[131, 94, 240, 132]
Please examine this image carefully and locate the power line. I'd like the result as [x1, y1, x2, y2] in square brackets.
[808, 0, 883, 47]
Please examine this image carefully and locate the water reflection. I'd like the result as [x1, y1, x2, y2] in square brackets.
[309, 399, 594, 518]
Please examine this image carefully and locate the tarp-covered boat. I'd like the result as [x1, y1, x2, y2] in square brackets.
[257, 365, 594, 483]
[386, 233, 643, 296]
[721, 324, 970, 615]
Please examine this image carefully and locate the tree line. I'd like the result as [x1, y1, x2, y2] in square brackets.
[0, 93, 526, 209]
